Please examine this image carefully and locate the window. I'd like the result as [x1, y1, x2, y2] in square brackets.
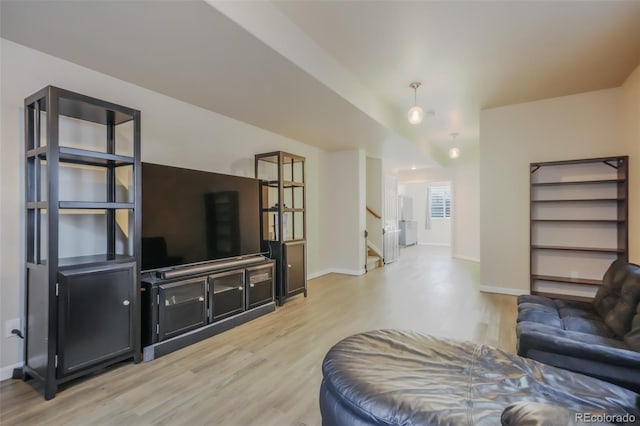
[430, 186, 451, 218]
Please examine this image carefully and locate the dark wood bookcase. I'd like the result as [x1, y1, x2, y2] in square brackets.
[255, 151, 307, 305]
[530, 156, 628, 302]
[22, 86, 141, 399]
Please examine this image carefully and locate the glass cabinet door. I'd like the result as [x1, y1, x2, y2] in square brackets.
[209, 270, 245, 321]
[158, 278, 207, 341]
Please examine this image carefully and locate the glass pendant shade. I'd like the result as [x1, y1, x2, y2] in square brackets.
[408, 106, 424, 125]
[449, 147, 461, 159]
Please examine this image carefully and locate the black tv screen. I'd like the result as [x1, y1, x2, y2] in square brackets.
[141, 162, 261, 271]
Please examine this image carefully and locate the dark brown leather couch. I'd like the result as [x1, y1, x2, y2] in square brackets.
[517, 260, 640, 392]
[320, 330, 639, 425]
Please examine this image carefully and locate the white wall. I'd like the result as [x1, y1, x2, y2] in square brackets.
[366, 157, 383, 253]
[398, 182, 451, 246]
[0, 39, 332, 375]
[397, 164, 481, 259]
[452, 144, 480, 262]
[326, 149, 367, 275]
[621, 64, 640, 264]
[479, 87, 627, 295]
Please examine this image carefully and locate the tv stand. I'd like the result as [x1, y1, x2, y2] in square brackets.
[141, 256, 275, 360]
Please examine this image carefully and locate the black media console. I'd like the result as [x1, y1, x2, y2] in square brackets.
[141, 255, 275, 360]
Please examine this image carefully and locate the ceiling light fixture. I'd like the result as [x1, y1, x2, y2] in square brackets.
[407, 82, 424, 125]
[449, 132, 461, 159]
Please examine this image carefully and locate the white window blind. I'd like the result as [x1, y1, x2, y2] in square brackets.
[430, 186, 451, 218]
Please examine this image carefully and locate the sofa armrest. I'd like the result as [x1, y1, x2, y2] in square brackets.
[517, 324, 640, 369]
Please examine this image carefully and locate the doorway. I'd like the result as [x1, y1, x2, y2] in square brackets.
[398, 181, 452, 248]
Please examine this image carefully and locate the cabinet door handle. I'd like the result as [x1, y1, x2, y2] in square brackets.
[288, 264, 292, 268]
[122, 300, 130, 306]
[238, 286, 243, 291]
[198, 296, 204, 302]
[250, 283, 255, 287]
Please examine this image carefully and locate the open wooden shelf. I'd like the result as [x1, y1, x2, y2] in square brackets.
[530, 156, 628, 301]
[531, 198, 623, 203]
[531, 178, 624, 187]
[532, 245, 623, 253]
[532, 219, 624, 223]
[531, 274, 601, 286]
[531, 291, 593, 303]
[28, 146, 134, 167]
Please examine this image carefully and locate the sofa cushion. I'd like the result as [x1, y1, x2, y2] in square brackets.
[561, 316, 615, 337]
[518, 294, 556, 308]
[625, 301, 640, 351]
[593, 260, 640, 338]
[517, 307, 562, 328]
[518, 299, 615, 338]
[516, 322, 631, 351]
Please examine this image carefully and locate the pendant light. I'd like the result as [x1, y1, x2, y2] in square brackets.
[449, 132, 461, 159]
[407, 82, 424, 125]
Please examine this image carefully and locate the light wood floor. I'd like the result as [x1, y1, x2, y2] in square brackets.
[0, 246, 518, 425]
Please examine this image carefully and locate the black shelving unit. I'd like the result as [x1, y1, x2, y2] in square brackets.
[530, 156, 628, 302]
[255, 151, 307, 305]
[22, 86, 141, 399]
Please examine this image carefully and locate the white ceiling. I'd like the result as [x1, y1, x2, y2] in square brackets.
[2, 1, 639, 170]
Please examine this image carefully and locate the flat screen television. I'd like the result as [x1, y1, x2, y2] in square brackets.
[141, 162, 261, 271]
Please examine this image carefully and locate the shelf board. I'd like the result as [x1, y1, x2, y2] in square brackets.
[531, 245, 623, 253]
[531, 179, 624, 187]
[57, 254, 135, 268]
[28, 147, 134, 167]
[213, 284, 241, 294]
[34, 91, 135, 125]
[531, 291, 593, 303]
[26, 201, 48, 209]
[255, 151, 305, 164]
[531, 198, 623, 203]
[531, 274, 601, 286]
[262, 180, 304, 188]
[262, 207, 304, 213]
[532, 219, 624, 223]
[59, 201, 134, 209]
[530, 156, 627, 167]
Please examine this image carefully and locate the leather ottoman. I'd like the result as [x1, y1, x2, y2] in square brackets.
[319, 330, 640, 425]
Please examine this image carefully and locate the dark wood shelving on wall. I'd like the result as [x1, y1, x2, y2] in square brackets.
[530, 156, 628, 301]
[22, 86, 141, 399]
[255, 151, 307, 305]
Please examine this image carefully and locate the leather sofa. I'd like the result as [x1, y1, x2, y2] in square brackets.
[517, 259, 640, 392]
[319, 330, 639, 426]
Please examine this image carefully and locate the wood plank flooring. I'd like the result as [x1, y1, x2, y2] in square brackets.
[0, 246, 518, 425]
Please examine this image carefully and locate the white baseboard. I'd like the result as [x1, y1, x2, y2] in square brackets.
[307, 268, 367, 279]
[0, 362, 23, 382]
[417, 243, 451, 247]
[307, 269, 332, 280]
[479, 285, 527, 296]
[330, 268, 366, 276]
[454, 255, 480, 263]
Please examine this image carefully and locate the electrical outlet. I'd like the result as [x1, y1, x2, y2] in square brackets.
[5, 318, 21, 338]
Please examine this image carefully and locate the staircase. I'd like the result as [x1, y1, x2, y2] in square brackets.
[366, 247, 382, 272]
